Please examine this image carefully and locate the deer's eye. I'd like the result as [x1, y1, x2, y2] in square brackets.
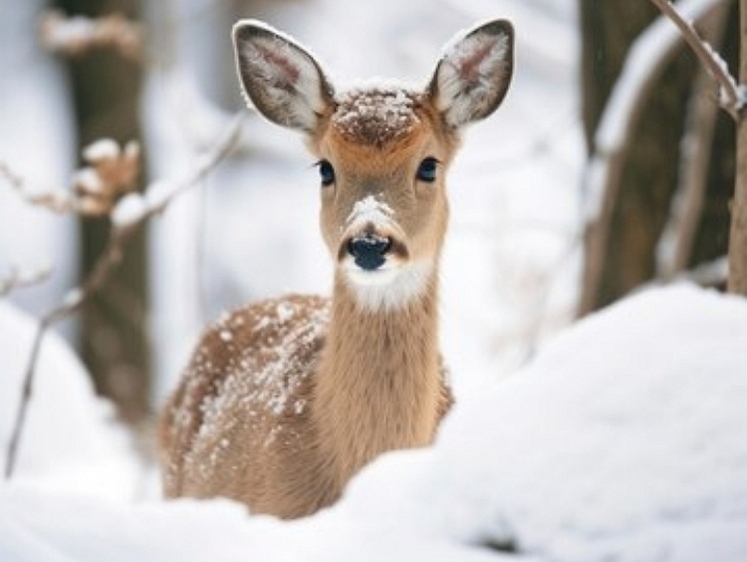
[416, 157, 439, 183]
[317, 160, 335, 186]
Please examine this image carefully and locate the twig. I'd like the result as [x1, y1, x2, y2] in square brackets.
[649, 0, 740, 119]
[0, 160, 78, 213]
[3, 112, 246, 479]
[657, 3, 730, 278]
[0, 265, 52, 297]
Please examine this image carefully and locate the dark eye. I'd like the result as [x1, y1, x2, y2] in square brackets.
[317, 160, 335, 186]
[416, 157, 439, 183]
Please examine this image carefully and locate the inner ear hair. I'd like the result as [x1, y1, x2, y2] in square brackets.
[428, 19, 514, 129]
[233, 20, 334, 132]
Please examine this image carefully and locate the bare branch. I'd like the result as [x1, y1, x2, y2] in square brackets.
[649, 0, 740, 119]
[657, 3, 730, 278]
[3, 113, 246, 479]
[0, 265, 52, 297]
[0, 160, 78, 213]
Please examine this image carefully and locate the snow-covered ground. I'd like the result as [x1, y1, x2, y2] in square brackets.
[2, 284, 746, 561]
[3, 0, 747, 560]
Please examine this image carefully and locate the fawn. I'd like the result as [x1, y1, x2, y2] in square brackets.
[159, 18, 514, 519]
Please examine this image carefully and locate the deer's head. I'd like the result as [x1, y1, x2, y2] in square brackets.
[233, 20, 514, 311]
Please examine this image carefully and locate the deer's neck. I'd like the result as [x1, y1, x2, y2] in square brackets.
[313, 270, 443, 484]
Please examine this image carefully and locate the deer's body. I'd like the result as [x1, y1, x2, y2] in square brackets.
[160, 18, 514, 519]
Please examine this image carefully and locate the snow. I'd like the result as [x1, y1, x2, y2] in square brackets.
[2, 284, 747, 560]
[82, 139, 120, 162]
[345, 195, 395, 231]
[110, 193, 147, 228]
[71, 168, 102, 194]
[332, 87, 419, 143]
[59, 288, 83, 310]
[0, 301, 138, 500]
[41, 14, 97, 51]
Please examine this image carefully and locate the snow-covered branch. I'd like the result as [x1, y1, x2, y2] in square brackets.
[649, 0, 740, 119]
[39, 9, 144, 62]
[1, 139, 141, 216]
[0, 160, 75, 213]
[3, 113, 246, 479]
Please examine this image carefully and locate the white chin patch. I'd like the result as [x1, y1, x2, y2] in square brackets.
[342, 260, 433, 312]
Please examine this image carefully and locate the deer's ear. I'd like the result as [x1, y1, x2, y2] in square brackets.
[428, 20, 514, 129]
[232, 20, 334, 132]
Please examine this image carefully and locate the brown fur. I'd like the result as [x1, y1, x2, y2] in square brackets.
[160, 280, 453, 518]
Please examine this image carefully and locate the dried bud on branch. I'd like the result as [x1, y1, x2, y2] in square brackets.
[39, 9, 144, 62]
[1, 139, 141, 216]
[74, 139, 141, 217]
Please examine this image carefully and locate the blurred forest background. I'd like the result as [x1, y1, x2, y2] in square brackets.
[0, 0, 736, 438]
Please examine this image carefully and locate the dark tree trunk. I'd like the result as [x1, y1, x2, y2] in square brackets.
[54, 0, 151, 425]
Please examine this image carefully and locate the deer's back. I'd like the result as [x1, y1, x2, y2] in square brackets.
[159, 294, 332, 517]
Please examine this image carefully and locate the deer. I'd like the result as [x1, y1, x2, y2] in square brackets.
[159, 17, 514, 520]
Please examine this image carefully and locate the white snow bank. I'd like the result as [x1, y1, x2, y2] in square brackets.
[423, 283, 747, 557]
[1, 284, 746, 560]
[0, 301, 138, 500]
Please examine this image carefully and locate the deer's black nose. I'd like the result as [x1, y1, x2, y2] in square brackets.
[347, 234, 392, 271]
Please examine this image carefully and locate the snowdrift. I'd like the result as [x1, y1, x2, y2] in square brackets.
[0, 302, 137, 499]
[1, 284, 746, 561]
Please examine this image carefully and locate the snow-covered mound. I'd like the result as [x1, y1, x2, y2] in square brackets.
[1, 284, 746, 561]
[422, 283, 747, 558]
[0, 301, 138, 500]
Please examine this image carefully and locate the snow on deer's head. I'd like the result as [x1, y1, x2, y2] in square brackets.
[233, 19, 514, 311]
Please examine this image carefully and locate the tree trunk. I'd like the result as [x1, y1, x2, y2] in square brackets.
[729, 0, 747, 293]
[579, 0, 736, 313]
[54, 0, 151, 425]
[580, 0, 695, 312]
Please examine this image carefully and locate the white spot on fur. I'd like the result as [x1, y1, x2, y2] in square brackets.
[276, 302, 296, 323]
[343, 259, 433, 312]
